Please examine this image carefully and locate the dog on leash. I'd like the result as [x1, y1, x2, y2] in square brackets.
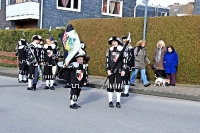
[154, 74, 170, 87]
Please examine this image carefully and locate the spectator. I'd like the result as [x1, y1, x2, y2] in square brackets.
[164, 45, 179, 86]
[130, 40, 151, 87]
[154, 40, 167, 78]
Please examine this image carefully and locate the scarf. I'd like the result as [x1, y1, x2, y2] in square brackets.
[156, 47, 162, 63]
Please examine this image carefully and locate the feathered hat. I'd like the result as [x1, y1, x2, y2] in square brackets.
[108, 36, 122, 45]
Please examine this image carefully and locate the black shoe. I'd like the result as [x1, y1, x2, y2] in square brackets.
[70, 104, 78, 109]
[74, 103, 81, 108]
[22, 80, 27, 83]
[50, 86, 55, 90]
[121, 93, 129, 97]
[19, 80, 23, 83]
[130, 83, 135, 86]
[44, 86, 49, 89]
[165, 83, 171, 86]
[53, 83, 58, 86]
[109, 102, 114, 108]
[116, 102, 121, 108]
[144, 83, 151, 87]
[171, 84, 175, 86]
[32, 84, 36, 91]
[27, 87, 32, 90]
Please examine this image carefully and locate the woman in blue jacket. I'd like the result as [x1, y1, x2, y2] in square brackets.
[163, 45, 178, 86]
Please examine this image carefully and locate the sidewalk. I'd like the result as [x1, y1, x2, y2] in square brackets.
[0, 66, 200, 102]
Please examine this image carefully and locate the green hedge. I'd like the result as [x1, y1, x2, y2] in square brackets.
[68, 16, 200, 85]
[0, 28, 64, 52]
[1, 16, 200, 84]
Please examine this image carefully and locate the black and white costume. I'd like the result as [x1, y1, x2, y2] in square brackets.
[41, 42, 60, 90]
[27, 35, 42, 90]
[121, 37, 135, 97]
[64, 42, 87, 88]
[15, 39, 28, 83]
[106, 36, 127, 108]
[65, 54, 87, 109]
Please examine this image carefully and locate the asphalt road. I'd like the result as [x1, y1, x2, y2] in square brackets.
[0, 76, 200, 133]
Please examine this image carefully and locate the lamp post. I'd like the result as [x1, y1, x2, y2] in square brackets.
[143, 0, 148, 40]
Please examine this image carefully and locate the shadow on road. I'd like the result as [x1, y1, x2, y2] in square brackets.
[79, 91, 105, 105]
[120, 93, 137, 104]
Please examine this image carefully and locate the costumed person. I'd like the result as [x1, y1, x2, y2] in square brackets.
[27, 35, 42, 90]
[130, 40, 151, 87]
[80, 41, 90, 86]
[15, 39, 28, 83]
[63, 41, 86, 88]
[52, 39, 60, 86]
[37, 35, 44, 47]
[106, 36, 127, 108]
[163, 45, 178, 86]
[154, 40, 167, 78]
[121, 36, 135, 97]
[63, 53, 87, 109]
[41, 37, 59, 90]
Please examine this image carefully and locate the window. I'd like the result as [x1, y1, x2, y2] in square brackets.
[102, 0, 123, 17]
[161, 12, 167, 16]
[173, 8, 179, 12]
[6, 0, 10, 5]
[5, 27, 10, 30]
[57, 0, 81, 12]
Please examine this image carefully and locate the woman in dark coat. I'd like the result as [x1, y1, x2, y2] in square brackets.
[163, 45, 179, 86]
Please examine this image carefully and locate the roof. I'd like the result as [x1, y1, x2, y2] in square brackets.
[169, 2, 194, 16]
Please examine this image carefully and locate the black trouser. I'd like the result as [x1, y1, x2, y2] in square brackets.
[28, 64, 38, 85]
[70, 84, 81, 101]
[107, 71, 122, 92]
[43, 66, 55, 80]
[122, 67, 131, 85]
[19, 62, 28, 75]
[28, 64, 36, 79]
[64, 69, 71, 85]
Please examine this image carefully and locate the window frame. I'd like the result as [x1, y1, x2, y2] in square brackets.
[57, 0, 81, 12]
[102, 0, 123, 17]
[6, 0, 10, 5]
[161, 12, 167, 16]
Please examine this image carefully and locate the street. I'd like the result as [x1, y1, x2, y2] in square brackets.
[0, 76, 200, 133]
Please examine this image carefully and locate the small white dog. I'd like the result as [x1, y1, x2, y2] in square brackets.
[154, 74, 170, 88]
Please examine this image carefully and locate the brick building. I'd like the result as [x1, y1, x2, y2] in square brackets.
[0, 0, 136, 29]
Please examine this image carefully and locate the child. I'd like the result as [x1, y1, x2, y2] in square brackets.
[121, 36, 134, 97]
[64, 53, 87, 109]
[15, 39, 28, 83]
[27, 35, 42, 90]
[105, 36, 127, 108]
[41, 37, 60, 90]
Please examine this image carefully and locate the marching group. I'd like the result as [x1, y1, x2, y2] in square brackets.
[15, 34, 178, 109]
[15, 34, 90, 109]
[15, 35, 60, 90]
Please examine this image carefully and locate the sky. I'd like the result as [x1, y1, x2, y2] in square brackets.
[137, 0, 194, 7]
